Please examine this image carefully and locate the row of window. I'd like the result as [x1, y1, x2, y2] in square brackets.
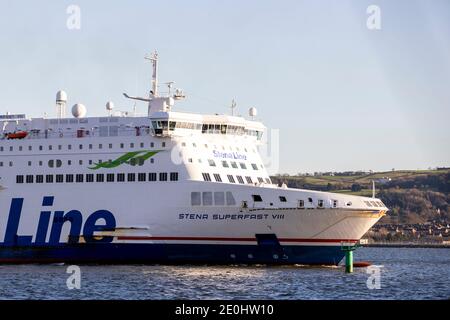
[0, 157, 156, 168]
[191, 191, 236, 206]
[364, 200, 385, 208]
[190, 192, 353, 209]
[202, 172, 271, 185]
[49, 116, 131, 124]
[0, 141, 165, 152]
[251, 195, 341, 208]
[16, 172, 179, 184]
[180, 141, 256, 154]
[208, 159, 259, 171]
[151, 120, 263, 139]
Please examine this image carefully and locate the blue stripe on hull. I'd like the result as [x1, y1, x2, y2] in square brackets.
[0, 244, 346, 265]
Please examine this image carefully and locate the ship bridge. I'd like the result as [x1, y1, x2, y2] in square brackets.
[149, 111, 265, 141]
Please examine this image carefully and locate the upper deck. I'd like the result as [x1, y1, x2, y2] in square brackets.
[0, 111, 265, 144]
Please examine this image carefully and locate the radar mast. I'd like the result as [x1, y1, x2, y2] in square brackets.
[145, 51, 159, 98]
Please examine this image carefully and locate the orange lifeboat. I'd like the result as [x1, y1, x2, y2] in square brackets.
[6, 131, 28, 139]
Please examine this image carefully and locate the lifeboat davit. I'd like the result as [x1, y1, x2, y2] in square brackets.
[6, 131, 28, 139]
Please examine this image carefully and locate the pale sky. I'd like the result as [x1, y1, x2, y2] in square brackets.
[0, 0, 449, 174]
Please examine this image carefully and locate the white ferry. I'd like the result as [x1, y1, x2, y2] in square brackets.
[0, 53, 387, 264]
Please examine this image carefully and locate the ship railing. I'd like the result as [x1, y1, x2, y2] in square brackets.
[21, 127, 152, 140]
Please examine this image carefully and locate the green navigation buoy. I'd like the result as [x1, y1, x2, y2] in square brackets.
[341, 242, 358, 273]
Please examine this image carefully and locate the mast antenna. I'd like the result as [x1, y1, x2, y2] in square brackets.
[144, 51, 159, 98]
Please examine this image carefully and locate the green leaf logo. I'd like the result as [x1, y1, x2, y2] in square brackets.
[89, 150, 161, 170]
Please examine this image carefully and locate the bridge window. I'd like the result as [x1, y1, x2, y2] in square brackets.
[230, 161, 238, 169]
[208, 159, 216, 167]
[227, 175, 235, 183]
[251, 163, 258, 170]
[236, 175, 244, 184]
[245, 176, 253, 184]
[222, 160, 229, 168]
[213, 174, 222, 182]
[240, 163, 247, 169]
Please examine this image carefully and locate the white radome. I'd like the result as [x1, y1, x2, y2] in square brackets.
[71, 103, 87, 118]
[56, 90, 67, 103]
[106, 101, 114, 111]
[249, 107, 257, 117]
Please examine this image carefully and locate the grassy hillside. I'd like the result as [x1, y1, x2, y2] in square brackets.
[271, 169, 450, 224]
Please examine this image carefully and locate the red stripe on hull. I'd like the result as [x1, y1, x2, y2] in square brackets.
[117, 236, 359, 243]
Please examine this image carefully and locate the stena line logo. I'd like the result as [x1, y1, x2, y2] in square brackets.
[1, 196, 116, 246]
[213, 150, 247, 161]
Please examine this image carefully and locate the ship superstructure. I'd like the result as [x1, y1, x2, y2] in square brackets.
[0, 53, 387, 264]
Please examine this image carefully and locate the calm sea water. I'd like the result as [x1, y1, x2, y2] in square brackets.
[0, 247, 448, 300]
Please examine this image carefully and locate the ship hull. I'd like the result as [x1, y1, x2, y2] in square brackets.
[0, 181, 385, 265]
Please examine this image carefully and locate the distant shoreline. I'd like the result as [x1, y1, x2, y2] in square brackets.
[364, 243, 450, 249]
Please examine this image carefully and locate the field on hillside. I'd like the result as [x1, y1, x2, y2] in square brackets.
[277, 169, 448, 185]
